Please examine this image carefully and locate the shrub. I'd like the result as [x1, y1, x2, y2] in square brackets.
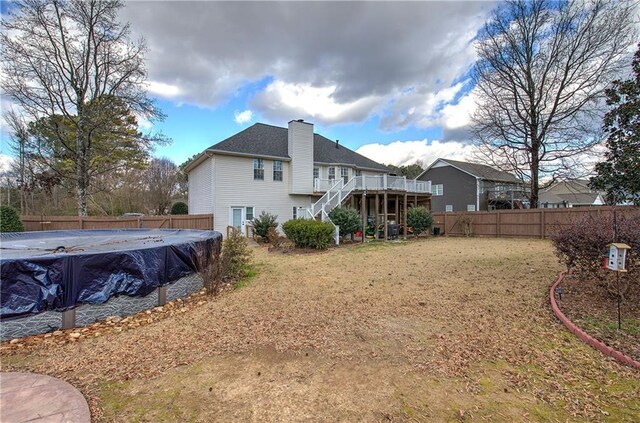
[170, 201, 188, 215]
[550, 212, 639, 278]
[328, 207, 361, 237]
[222, 228, 252, 280]
[407, 207, 433, 236]
[459, 213, 473, 237]
[282, 219, 334, 249]
[252, 211, 278, 241]
[0, 206, 24, 232]
[202, 229, 251, 295]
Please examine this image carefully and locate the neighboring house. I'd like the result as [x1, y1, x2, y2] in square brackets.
[539, 179, 605, 208]
[416, 158, 526, 212]
[185, 120, 432, 236]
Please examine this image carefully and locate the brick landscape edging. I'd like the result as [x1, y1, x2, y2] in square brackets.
[550, 271, 640, 370]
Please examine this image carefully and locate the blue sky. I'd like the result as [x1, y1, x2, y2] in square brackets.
[2, 1, 492, 170]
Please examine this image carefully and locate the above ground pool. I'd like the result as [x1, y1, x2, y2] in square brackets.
[0, 229, 222, 339]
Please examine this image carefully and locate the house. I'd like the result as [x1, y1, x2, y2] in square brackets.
[539, 179, 605, 208]
[416, 158, 526, 212]
[185, 120, 432, 237]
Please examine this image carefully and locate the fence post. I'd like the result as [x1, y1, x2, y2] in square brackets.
[540, 208, 545, 239]
[444, 212, 447, 237]
[80, 217, 84, 230]
[169, 216, 173, 229]
[496, 210, 500, 238]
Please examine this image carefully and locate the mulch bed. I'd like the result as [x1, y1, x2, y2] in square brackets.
[557, 272, 640, 361]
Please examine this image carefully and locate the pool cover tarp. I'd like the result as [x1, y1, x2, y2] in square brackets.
[0, 229, 222, 319]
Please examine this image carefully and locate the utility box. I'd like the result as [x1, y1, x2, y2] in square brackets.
[607, 243, 631, 272]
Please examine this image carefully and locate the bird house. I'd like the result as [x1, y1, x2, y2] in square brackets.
[607, 243, 631, 272]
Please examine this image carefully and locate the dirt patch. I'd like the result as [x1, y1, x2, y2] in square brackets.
[2, 238, 639, 422]
[557, 273, 640, 361]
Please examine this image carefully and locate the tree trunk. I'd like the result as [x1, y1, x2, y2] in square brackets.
[530, 149, 540, 209]
[76, 106, 88, 217]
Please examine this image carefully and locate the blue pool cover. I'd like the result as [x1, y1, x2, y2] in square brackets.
[0, 229, 222, 319]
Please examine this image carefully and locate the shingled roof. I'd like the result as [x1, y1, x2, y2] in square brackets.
[433, 158, 520, 183]
[206, 123, 389, 172]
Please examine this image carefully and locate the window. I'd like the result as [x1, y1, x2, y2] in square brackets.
[328, 167, 336, 180]
[293, 206, 297, 219]
[273, 160, 283, 181]
[245, 207, 254, 221]
[355, 169, 362, 176]
[313, 167, 319, 179]
[432, 184, 443, 196]
[445, 205, 453, 212]
[341, 167, 349, 184]
[467, 205, 476, 212]
[253, 159, 264, 180]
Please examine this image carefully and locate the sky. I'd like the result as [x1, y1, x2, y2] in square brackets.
[1, 1, 497, 170]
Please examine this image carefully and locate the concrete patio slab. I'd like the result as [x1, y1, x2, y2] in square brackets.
[0, 372, 90, 423]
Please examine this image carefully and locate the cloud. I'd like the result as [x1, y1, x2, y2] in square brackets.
[0, 154, 15, 176]
[356, 139, 476, 168]
[146, 80, 181, 98]
[251, 81, 383, 124]
[121, 1, 494, 128]
[234, 109, 254, 124]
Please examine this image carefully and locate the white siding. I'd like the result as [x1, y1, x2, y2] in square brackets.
[214, 154, 312, 236]
[188, 157, 214, 214]
[288, 120, 314, 194]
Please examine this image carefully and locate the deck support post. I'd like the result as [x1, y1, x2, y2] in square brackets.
[374, 194, 379, 237]
[360, 194, 366, 243]
[383, 191, 388, 241]
[395, 195, 399, 223]
[403, 193, 408, 240]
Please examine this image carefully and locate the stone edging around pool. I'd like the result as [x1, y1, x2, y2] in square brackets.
[550, 271, 640, 370]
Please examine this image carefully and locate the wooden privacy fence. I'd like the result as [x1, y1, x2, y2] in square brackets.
[20, 214, 214, 232]
[432, 206, 640, 239]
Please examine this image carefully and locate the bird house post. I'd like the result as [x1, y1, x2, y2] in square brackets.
[606, 242, 631, 329]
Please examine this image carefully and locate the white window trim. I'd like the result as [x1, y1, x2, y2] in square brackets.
[445, 205, 453, 212]
[467, 205, 476, 212]
[432, 184, 443, 196]
[253, 159, 264, 180]
[273, 160, 283, 181]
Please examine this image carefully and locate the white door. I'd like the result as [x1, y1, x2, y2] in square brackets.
[230, 207, 244, 233]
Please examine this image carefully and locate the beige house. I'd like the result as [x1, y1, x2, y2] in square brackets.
[539, 180, 605, 208]
[185, 120, 431, 237]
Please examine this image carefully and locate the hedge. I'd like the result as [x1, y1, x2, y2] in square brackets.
[282, 219, 334, 249]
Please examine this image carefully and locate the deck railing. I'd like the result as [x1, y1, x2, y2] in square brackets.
[313, 175, 431, 194]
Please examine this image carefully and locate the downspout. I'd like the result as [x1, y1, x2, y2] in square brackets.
[476, 178, 481, 211]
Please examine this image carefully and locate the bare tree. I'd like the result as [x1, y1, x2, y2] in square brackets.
[1, 0, 164, 216]
[4, 111, 30, 214]
[471, 0, 637, 207]
[145, 158, 178, 215]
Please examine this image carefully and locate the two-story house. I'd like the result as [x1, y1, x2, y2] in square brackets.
[186, 120, 432, 237]
[416, 158, 526, 212]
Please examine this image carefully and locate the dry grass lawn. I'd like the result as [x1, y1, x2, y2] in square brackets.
[1, 238, 639, 422]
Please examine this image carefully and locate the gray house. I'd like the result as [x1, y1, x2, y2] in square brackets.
[416, 158, 525, 212]
[185, 120, 432, 237]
